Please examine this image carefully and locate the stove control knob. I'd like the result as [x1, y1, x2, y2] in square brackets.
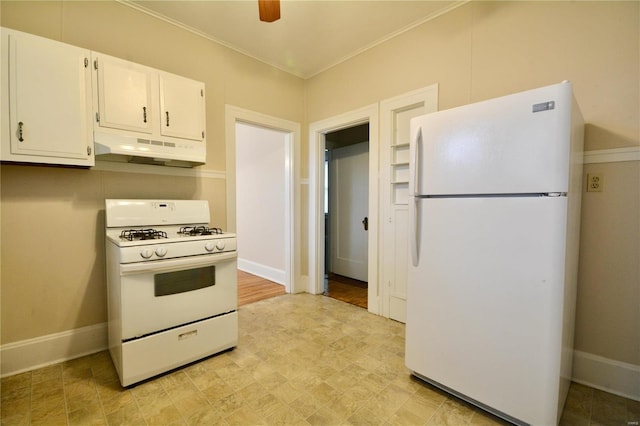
[215, 240, 226, 251]
[140, 248, 153, 259]
[204, 242, 215, 252]
[155, 247, 167, 257]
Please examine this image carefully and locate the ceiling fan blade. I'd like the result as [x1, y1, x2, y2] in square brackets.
[259, 0, 280, 22]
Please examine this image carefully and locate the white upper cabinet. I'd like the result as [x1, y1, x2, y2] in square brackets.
[94, 54, 153, 134]
[159, 73, 205, 141]
[92, 52, 205, 143]
[0, 28, 94, 166]
[1, 29, 206, 167]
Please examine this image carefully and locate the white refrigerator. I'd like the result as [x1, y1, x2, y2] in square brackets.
[405, 82, 584, 425]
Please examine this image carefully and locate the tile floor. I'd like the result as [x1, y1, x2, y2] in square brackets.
[2, 294, 639, 425]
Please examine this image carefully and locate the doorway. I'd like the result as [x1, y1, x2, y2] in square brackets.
[225, 105, 302, 294]
[308, 103, 380, 314]
[324, 124, 369, 308]
[235, 122, 287, 286]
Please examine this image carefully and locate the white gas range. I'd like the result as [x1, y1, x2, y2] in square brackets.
[105, 199, 238, 387]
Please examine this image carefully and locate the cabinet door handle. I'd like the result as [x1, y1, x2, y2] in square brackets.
[143, 106, 147, 123]
[165, 111, 170, 127]
[18, 121, 24, 141]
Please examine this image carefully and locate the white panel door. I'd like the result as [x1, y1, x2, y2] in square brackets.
[330, 142, 369, 282]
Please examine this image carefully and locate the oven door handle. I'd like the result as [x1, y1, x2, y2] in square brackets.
[120, 252, 237, 275]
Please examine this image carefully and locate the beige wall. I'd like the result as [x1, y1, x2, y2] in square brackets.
[1, 165, 227, 341]
[1, 0, 638, 370]
[577, 161, 639, 364]
[0, 1, 304, 343]
[305, 1, 639, 366]
[306, 2, 639, 149]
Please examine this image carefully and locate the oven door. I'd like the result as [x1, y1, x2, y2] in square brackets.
[119, 251, 237, 340]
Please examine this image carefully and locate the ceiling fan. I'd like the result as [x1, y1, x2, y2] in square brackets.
[259, 0, 280, 22]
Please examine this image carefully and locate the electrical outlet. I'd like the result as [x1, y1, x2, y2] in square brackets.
[587, 173, 603, 192]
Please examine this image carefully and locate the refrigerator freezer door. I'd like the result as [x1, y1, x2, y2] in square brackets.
[406, 196, 568, 425]
[409, 83, 573, 196]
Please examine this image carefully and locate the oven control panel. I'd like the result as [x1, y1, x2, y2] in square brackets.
[115, 237, 237, 263]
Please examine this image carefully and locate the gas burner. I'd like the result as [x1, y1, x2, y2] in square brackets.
[120, 229, 168, 241]
[178, 226, 223, 236]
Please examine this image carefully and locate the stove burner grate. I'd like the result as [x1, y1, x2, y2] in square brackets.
[120, 229, 168, 241]
[178, 226, 223, 236]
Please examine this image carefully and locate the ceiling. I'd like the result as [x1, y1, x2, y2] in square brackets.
[126, 0, 462, 79]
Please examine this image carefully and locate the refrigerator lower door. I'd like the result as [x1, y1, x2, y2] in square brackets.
[406, 196, 569, 425]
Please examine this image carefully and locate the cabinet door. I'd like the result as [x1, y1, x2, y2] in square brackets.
[159, 73, 205, 141]
[94, 54, 153, 134]
[3, 29, 93, 165]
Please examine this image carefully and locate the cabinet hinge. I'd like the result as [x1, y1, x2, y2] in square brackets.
[202, 130, 205, 139]
[200, 89, 204, 97]
[84, 58, 89, 68]
[93, 59, 98, 70]
[87, 146, 92, 156]
[95, 112, 100, 123]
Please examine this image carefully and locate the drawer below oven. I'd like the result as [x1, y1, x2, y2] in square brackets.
[115, 311, 237, 387]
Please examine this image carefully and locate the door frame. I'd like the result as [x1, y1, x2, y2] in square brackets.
[308, 104, 380, 314]
[225, 105, 301, 293]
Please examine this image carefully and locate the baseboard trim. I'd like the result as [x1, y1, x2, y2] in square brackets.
[3, 319, 638, 403]
[1, 322, 108, 378]
[237, 258, 285, 285]
[572, 350, 640, 401]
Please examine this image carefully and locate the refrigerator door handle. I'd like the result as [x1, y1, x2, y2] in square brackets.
[410, 128, 422, 266]
[410, 197, 420, 266]
[411, 128, 422, 197]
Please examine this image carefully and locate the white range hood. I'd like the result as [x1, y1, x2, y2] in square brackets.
[94, 132, 206, 167]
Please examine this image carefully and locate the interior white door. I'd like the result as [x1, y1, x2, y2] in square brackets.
[329, 141, 369, 282]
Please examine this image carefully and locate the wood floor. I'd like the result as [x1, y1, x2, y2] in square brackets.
[324, 273, 368, 309]
[237, 270, 285, 306]
[237, 270, 367, 309]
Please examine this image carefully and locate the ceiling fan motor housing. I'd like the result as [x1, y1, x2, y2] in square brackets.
[259, 0, 281, 22]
